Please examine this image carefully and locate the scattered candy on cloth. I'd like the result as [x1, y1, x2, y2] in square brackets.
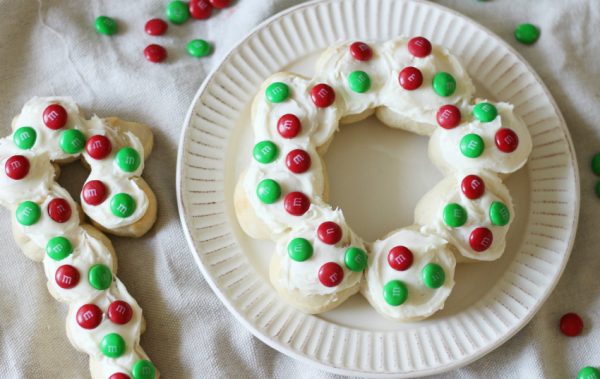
[0, 0, 599, 378]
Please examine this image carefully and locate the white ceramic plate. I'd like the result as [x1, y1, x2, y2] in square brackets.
[176, 0, 579, 376]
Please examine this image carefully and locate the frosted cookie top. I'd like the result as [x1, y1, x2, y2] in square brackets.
[3, 97, 151, 230]
[363, 226, 456, 321]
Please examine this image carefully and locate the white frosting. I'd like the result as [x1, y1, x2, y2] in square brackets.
[274, 206, 364, 296]
[416, 172, 514, 261]
[0, 138, 55, 207]
[380, 40, 474, 126]
[66, 279, 144, 367]
[12, 97, 87, 161]
[0, 97, 156, 378]
[90, 349, 152, 379]
[363, 226, 455, 321]
[252, 74, 341, 148]
[244, 142, 325, 237]
[81, 116, 148, 228]
[43, 226, 115, 303]
[16, 185, 81, 247]
[314, 43, 393, 117]
[429, 102, 533, 174]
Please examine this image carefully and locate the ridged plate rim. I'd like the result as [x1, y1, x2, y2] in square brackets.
[176, 0, 580, 377]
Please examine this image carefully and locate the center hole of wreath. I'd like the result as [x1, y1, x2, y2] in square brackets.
[323, 116, 443, 242]
[57, 161, 89, 207]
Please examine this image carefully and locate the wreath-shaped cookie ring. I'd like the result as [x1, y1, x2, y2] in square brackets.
[235, 37, 532, 320]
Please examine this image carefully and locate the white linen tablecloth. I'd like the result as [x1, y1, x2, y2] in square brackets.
[0, 0, 597, 378]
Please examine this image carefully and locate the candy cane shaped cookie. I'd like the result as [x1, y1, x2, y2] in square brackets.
[1, 97, 158, 378]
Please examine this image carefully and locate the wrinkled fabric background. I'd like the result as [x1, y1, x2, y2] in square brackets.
[0, 0, 598, 378]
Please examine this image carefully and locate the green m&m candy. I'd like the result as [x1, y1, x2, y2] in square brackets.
[59, 129, 86, 154]
[256, 179, 281, 204]
[253, 141, 278, 164]
[133, 359, 157, 379]
[100, 333, 125, 358]
[443, 203, 467, 227]
[489, 201, 510, 226]
[265, 82, 289, 103]
[578, 366, 600, 379]
[166, 0, 190, 24]
[422, 263, 445, 289]
[89, 264, 112, 290]
[288, 237, 313, 262]
[115, 147, 141, 172]
[95, 16, 118, 36]
[432, 72, 456, 97]
[187, 39, 211, 57]
[13, 127, 37, 149]
[16, 201, 41, 226]
[110, 193, 136, 218]
[46, 236, 73, 261]
[514, 23, 540, 45]
[344, 247, 368, 272]
[591, 153, 600, 176]
[348, 71, 371, 93]
[472, 102, 498, 122]
[460, 133, 485, 158]
[383, 280, 408, 306]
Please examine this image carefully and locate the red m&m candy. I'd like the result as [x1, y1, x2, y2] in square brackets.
[5, 155, 30, 180]
[48, 198, 72, 223]
[284, 192, 310, 216]
[317, 221, 342, 245]
[190, 0, 213, 18]
[285, 149, 311, 173]
[560, 312, 583, 337]
[408, 36, 432, 58]
[86, 135, 112, 160]
[311, 84, 335, 108]
[108, 300, 133, 325]
[145, 18, 168, 36]
[109, 374, 131, 379]
[388, 246, 414, 271]
[461, 175, 485, 199]
[277, 114, 301, 138]
[399, 66, 423, 90]
[318, 262, 344, 287]
[55, 265, 80, 289]
[349, 41, 373, 61]
[495, 128, 519, 153]
[436, 105, 461, 129]
[76, 304, 103, 329]
[82, 180, 108, 206]
[469, 227, 493, 252]
[144, 44, 167, 63]
[209, 0, 230, 8]
[43, 104, 68, 130]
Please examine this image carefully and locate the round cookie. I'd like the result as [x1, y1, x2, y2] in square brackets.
[361, 226, 456, 321]
[428, 101, 532, 175]
[270, 206, 366, 313]
[415, 172, 514, 262]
